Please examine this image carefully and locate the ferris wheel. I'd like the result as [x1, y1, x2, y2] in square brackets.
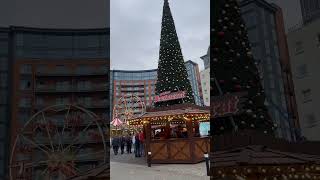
[9, 104, 107, 180]
[112, 94, 146, 124]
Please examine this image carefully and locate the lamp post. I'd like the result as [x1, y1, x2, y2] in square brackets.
[204, 153, 210, 176]
[147, 151, 152, 167]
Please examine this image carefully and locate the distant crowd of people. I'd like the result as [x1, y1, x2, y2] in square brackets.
[111, 130, 145, 157]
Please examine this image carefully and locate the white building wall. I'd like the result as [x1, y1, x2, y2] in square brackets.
[200, 68, 210, 106]
[287, 18, 320, 141]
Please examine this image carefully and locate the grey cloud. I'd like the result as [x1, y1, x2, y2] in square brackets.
[111, 0, 210, 71]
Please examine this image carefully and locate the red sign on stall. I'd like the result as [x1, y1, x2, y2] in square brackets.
[154, 91, 186, 102]
[211, 93, 245, 118]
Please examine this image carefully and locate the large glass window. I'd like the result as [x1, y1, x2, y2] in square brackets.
[0, 90, 6, 104]
[0, 60, 7, 71]
[0, 106, 6, 123]
[0, 73, 7, 88]
[296, 64, 308, 78]
[302, 89, 312, 103]
[0, 123, 5, 139]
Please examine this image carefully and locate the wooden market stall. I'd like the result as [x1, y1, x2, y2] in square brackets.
[210, 145, 320, 179]
[128, 103, 210, 164]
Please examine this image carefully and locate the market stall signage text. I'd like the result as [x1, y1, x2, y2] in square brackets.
[154, 91, 186, 102]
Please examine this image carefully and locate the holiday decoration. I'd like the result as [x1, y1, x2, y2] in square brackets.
[155, 0, 194, 107]
[211, 0, 275, 135]
[9, 104, 107, 180]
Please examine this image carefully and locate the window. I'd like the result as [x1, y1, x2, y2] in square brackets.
[265, 40, 270, 55]
[0, 90, 6, 104]
[317, 33, 320, 46]
[296, 64, 308, 78]
[295, 41, 304, 54]
[302, 89, 312, 103]
[0, 73, 7, 88]
[19, 98, 31, 107]
[0, 106, 6, 123]
[305, 113, 317, 128]
[56, 97, 69, 105]
[20, 64, 32, 74]
[0, 60, 7, 71]
[20, 79, 31, 90]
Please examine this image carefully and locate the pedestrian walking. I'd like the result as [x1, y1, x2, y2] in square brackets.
[120, 135, 125, 154]
[138, 130, 145, 157]
[134, 132, 140, 157]
[112, 136, 120, 155]
[126, 134, 133, 154]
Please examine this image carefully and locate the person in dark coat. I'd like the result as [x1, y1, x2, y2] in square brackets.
[120, 135, 126, 154]
[126, 134, 133, 154]
[134, 133, 140, 157]
[112, 136, 120, 155]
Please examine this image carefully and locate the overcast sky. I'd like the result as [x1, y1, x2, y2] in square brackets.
[110, 0, 210, 71]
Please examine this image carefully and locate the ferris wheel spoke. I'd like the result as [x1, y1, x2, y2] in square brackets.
[62, 121, 94, 153]
[41, 167, 49, 176]
[59, 105, 71, 152]
[41, 112, 55, 152]
[20, 134, 50, 155]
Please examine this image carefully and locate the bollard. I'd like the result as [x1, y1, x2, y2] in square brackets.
[147, 151, 152, 167]
[204, 153, 210, 176]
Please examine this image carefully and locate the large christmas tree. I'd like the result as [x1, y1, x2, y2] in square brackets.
[211, 0, 275, 135]
[155, 0, 194, 107]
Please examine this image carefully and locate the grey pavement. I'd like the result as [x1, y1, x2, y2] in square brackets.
[110, 148, 209, 180]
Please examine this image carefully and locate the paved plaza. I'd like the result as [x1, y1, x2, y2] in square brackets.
[110, 151, 209, 180]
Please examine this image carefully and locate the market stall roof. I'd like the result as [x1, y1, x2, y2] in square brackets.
[210, 145, 320, 179]
[128, 103, 210, 125]
[211, 145, 320, 167]
[111, 118, 123, 126]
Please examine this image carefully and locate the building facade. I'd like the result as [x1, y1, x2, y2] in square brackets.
[300, 0, 320, 24]
[110, 60, 203, 119]
[0, 27, 109, 180]
[0, 28, 10, 180]
[287, 18, 320, 141]
[200, 46, 210, 106]
[240, 0, 299, 141]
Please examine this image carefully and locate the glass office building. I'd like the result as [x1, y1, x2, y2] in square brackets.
[300, 0, 320, 24]
[110, 60, 203, 119]
[0, 29, 10, 180]
[240, 0, 295, 141]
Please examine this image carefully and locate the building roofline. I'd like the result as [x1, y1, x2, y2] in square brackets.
[111, 69, 158, 73]
[200, 54, 208, 60]
[185, 60, 198, 65]
[240, 0, 277, 12]
[1, 26, 109, 34]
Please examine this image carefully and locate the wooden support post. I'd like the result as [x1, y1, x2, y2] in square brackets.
[186, 119, 194, 138]
[145, 121, 151, 166]
[186, 118, 194, 162]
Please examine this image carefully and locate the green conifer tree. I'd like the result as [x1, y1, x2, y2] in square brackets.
[211, 0, 276, 135]
[155, 0, 195, 107]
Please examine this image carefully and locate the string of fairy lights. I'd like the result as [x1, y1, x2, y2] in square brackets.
[128, 113, 210, 126]
[155, 0, 194, 107]
[213, 165, 320, 179]
[212, 0, 276, 134]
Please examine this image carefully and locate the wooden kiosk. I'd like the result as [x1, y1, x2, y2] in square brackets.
[128, 103, 210, 164]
